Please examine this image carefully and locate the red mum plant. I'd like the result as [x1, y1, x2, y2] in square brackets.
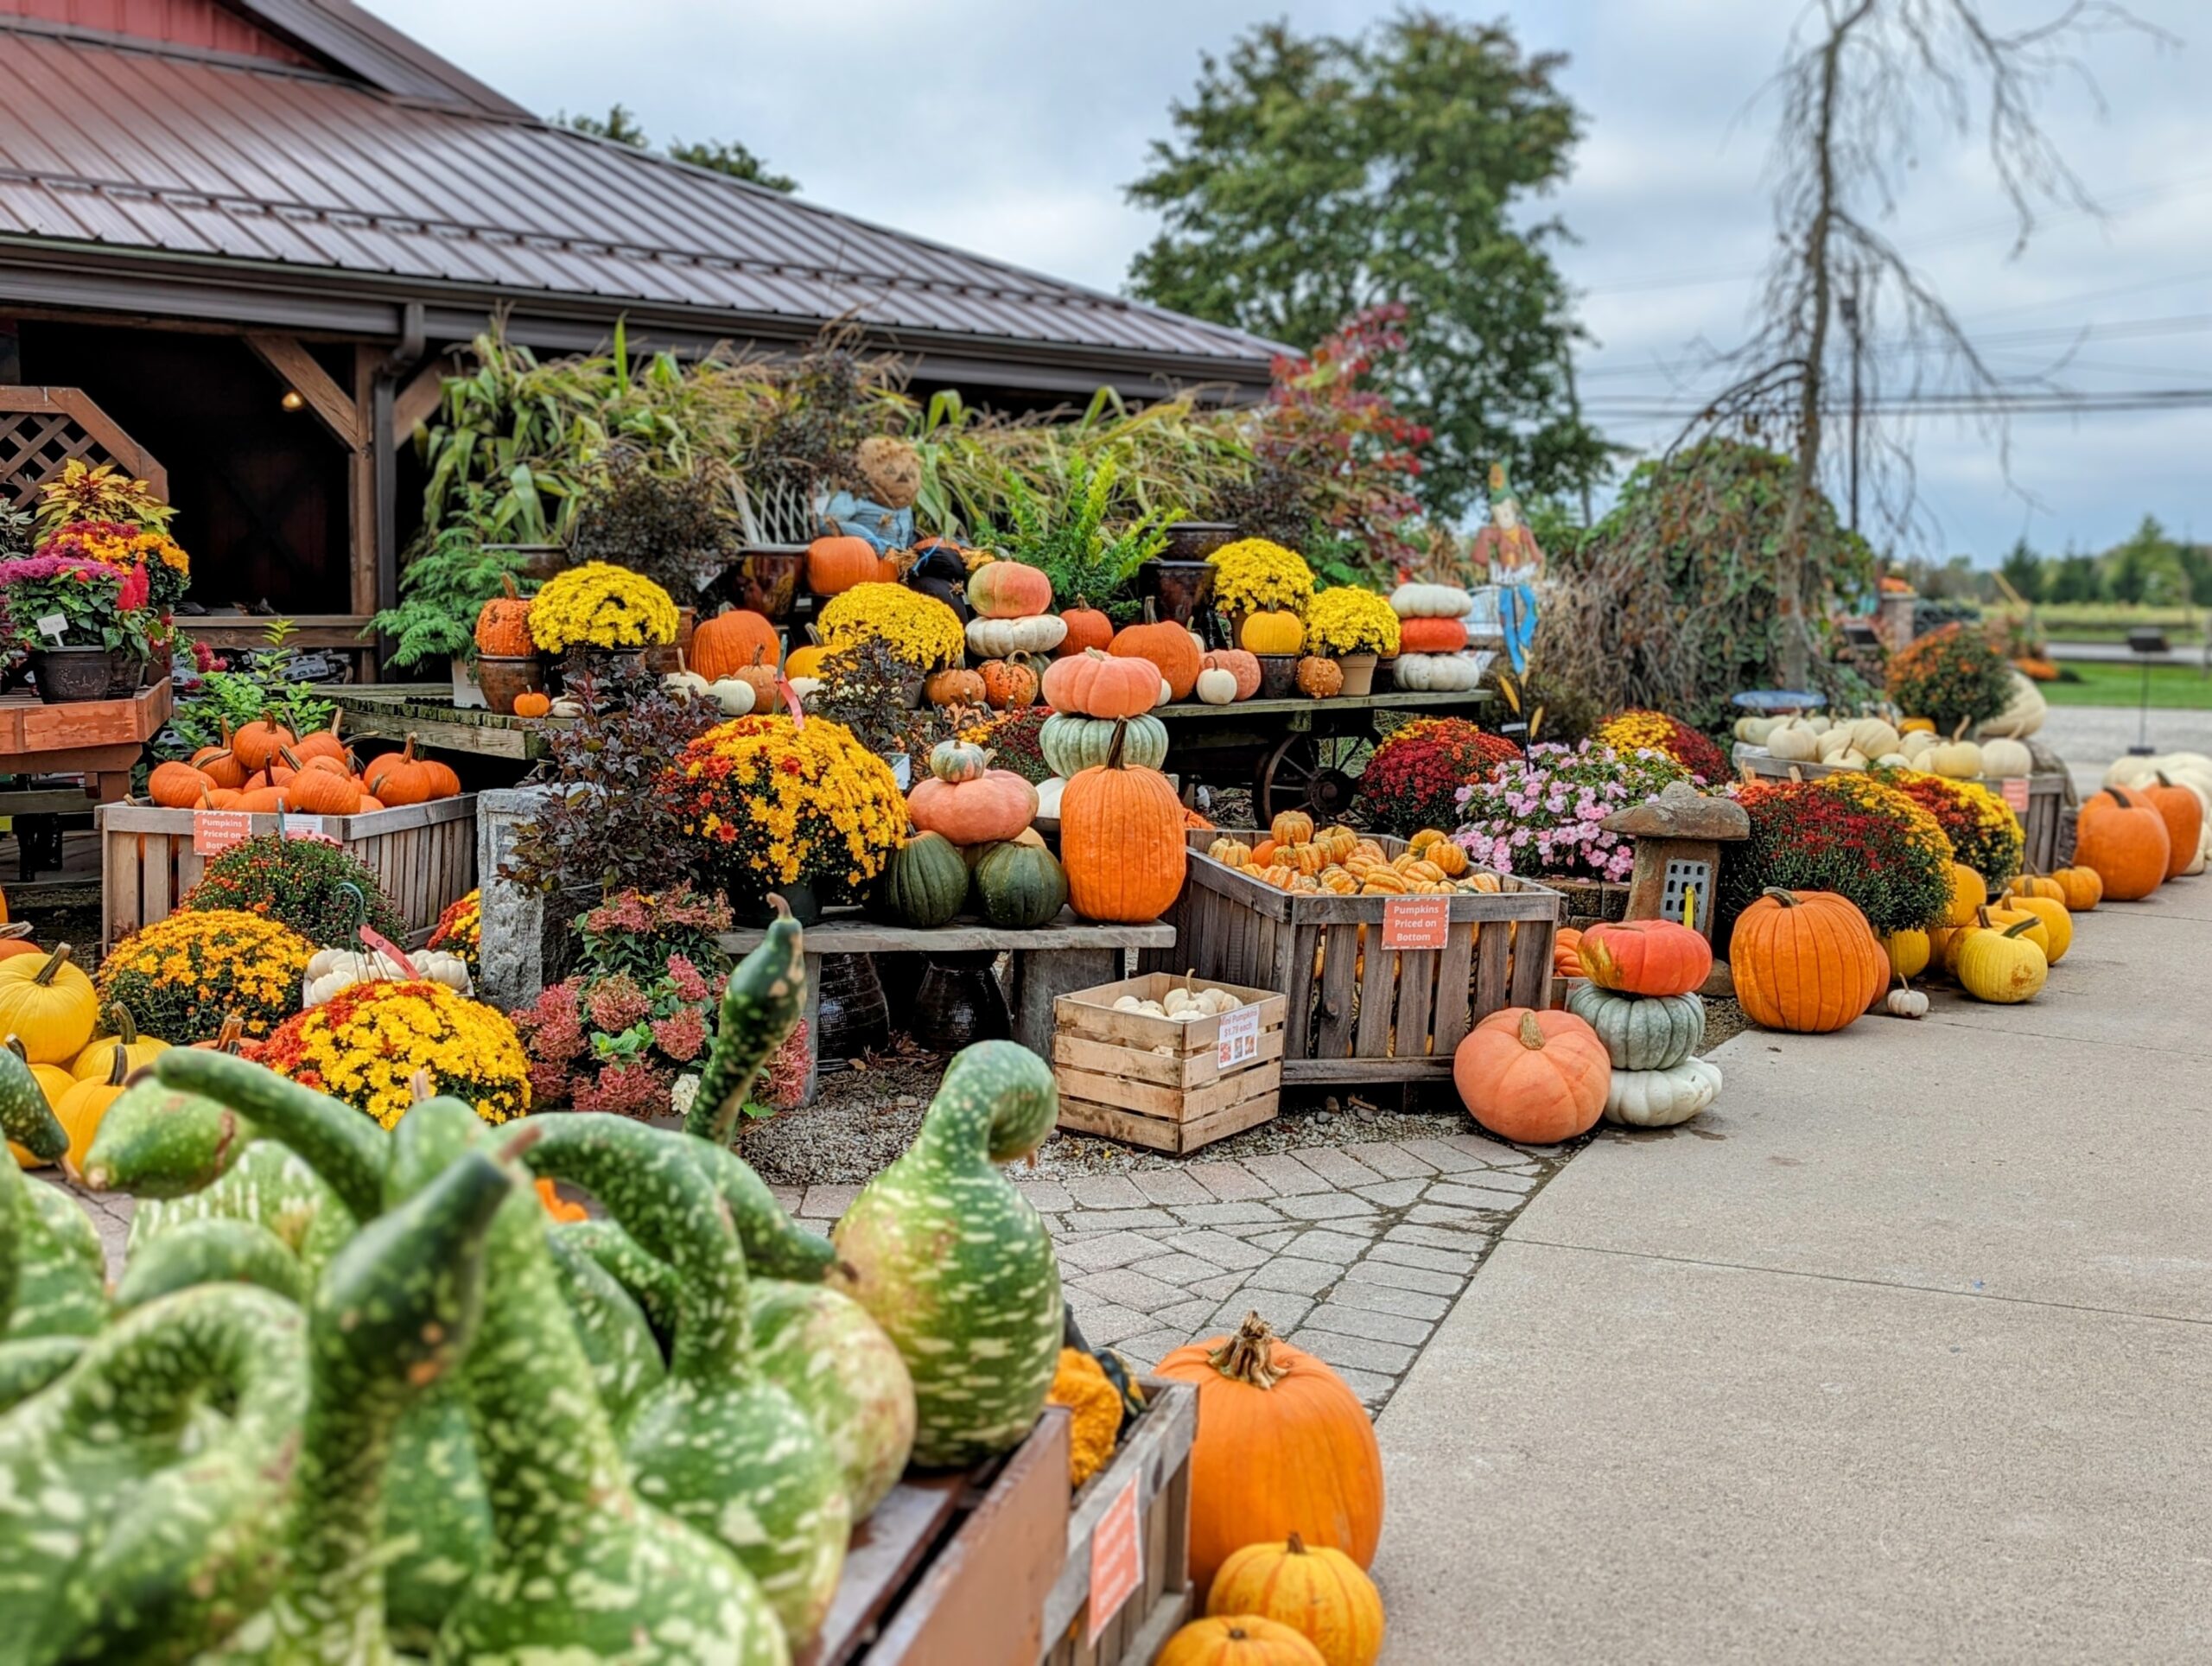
[1358, 717, 1522, 836]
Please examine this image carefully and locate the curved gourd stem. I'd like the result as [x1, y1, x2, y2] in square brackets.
[692, 1140, 836, 1282]
[54, 1281, 307, 1449]
[111, 1218, 308, 1313]
[685, 897, 806, 1147]
[154, 1050, 386, 1220]
[914, 1039, 1059, 1168]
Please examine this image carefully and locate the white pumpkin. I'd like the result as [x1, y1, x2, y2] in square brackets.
[1815, 728, 1854, 760]
[1928, 738, 1983, 779]
[662, 670, 711, 698]
[1389, 582, 1472, 618]
[965, 614, 1067, 659]
[1847, 717, 1902, 758]
[1194, 666, 1239, 706]
[1897, 728, 1939, 760]
[1977, 736, 2034, 779]
[1033, 777, 1066, 819]
[549, 696, 586, 718]
[1603, 1056, 1724, 1127]
[303, 947, 472, 1008]
[1734, 715, 1777, 745]
[1873, 752, 1912, 769]
[1978, 670, 2047, 740]
[1827, 748, 1869, 771]
[787, 676, 822, 702]
[1393, 652, 1485, 692]
[705, 677, 757, 716]
[1765, 722, 1820, 763]
[1160, 675, 1176, 706]
[1884, 984, 1929, 1020]
[1801, 714, 1832, 734]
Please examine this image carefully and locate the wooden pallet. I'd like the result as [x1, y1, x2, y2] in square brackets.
[1053, 974, 1286, 1154]
[1040, 1381, 1198, 1665]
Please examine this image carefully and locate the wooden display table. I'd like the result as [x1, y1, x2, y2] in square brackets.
[324, 685, 572, 763]
[719, 912, 1175, 1103]
[0, 679, 172, 804]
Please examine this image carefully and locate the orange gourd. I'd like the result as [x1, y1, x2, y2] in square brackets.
[1157, 1616, 1326, 1666]
[1424, 840, 1469, 878]
[1060, 720, 1187, 924]
[474, 572, 534, 657]
[231, 719, 295, 773]
[1576, 919, 1713, 996]
[1040, 648, 1160, 719]
[1201, 648, 1262, 701]
[1155, 1314, 1384, 1596]
[691, 608, 783, 680]
[2050, 864, 2102, 912]
[1056, 599, 1116, 658]
[978, 656, 1039, 711]
[1109, 607, 1203, 701]
[2141, 773, 2203, 881]
[1452, 1008, 1610, 1142]
[149, 761, 214, 809]
[2075, 786, 2170, 900]
[362, 736, 442, 807]
[807, 534, 881, 596]
[1395, 616, 1468, 654]
[1728, 887, 1888, 1033]
[191, 727, 247, 790]
[1206, 1534, 1386, 1666]
[925, 666, 987, 709]
[906, 740, 1038, 845]
[967, 561, 1052, 619]
[1295, 657, 1343, 699]
[512, 691, 552, 718]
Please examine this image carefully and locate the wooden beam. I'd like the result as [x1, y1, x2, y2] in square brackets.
[245, 334, 364, 448]
[351, 346, 379, 619]
[391, 355, 452, 447]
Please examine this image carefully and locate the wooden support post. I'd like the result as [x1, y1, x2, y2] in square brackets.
[245, 335, 363, 448]
[1005, 946, 1121, 1059]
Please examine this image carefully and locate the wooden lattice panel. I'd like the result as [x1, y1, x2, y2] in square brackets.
[0, 387, 167, 510]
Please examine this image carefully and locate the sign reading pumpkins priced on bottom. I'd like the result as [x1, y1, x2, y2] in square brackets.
[1999, 777, 2031, 814]
[192, 809, 251, 856]
[1086, 1476, 1143, 1644]
[1382, 894, 1452, 951]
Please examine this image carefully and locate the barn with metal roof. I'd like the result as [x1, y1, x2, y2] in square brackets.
[0, 0, 1276, 660]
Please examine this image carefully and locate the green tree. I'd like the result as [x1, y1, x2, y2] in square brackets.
[560, 105, 798, 194]
[1123, 11, 1603, 518]
[2046, 550, 2104, 604]
[1998, 537, 2044, 604]
[2105, 515, 2190, 607]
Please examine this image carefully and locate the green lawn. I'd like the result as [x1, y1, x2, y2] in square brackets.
[2041, 659, 2212, 709]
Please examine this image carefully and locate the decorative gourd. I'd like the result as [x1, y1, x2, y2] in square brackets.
[1056, 600, 1116, 658]
[1883, 929, 1930, 981]
[1155, 1313, 1383, 1594]
[511, 690, 552, 718]
[1200, 648, 1262, 701]
[1564, 982, 1703, 1071]
[833, 1040, 1062, 1466]
[1160, 1617, 1327, 1666]
[1602, 1055, 1724, 1128]
[1391, 654, 1484, 692]
[69, 1003, 167, 1081]
[1728, 888, 1887, 1033]
[2140, 773, 2204, 881]
[691, 608, 782, 679]
[1046, 1346, 1124, 1487]
[872, 832, 971, 929]
[1110, 608, 1205, 701]
[0, 945, 99, 1065]
[1927, 732, 1984, 779]
[1240, 611, 1304, 655]
[1194, 666, 1239, 706]
[231, 718, 296, 773]
[1205, 1534, 1385, 1666]
[1041, 648, 1160, 719]
[920, 664, 984, 709]
[967, 561, 1052, 619]
[807, 533, 881, 596]
[973, 839, 1069, 929]
[2050, 864, 2102, 912]
[979, 656, 1040, 711]
[474, 573, 534, 657]
[967, 614, 1067, 659]
[1395, 616, 1468, 655]
[149, 760, 214, 808]
[1575, 919, 1712, 997]
[1884, 979, 1930, 1019]
[1295, 656, 1343, 698]
[1944, 861, 1988, 927]
[192, 731, 248, 790]
[1387, 582, 1471, 619]
[1060, 722, 1187, 925]
[1956, 915, 2048, 1004]
[3, 1035, 70, 1173]
[1999, 892, 2072, 964]
[1452, 1008, 1610, 1142]
[1978, 736, 2034, 779]
[906, 741, 1039, 845]
[2075, 786, 2169, 900]
[1271, 811, 1315, 847]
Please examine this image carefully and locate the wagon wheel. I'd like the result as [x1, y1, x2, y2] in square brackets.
[1256, 731, 1370, 826]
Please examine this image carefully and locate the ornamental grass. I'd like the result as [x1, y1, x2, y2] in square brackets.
[817, 582, 966, 671]
[1357, 718, 1522, 836]
[526, 560, 680, 653]
[179, 835, 407, 947]
[1722, 773, 1956, 938]
[97, 908, 313, 1043]
[1595, 709, 1730, 785]
[1876, 769, 2024, 889]
[253, 979, 530, 1130]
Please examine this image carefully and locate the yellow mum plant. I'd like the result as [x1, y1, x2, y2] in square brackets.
[252, 979, 531, 1130]
[527, 561, 680, 653]
[1206, 537, 1316, 616]
[96, 908, 312, 1043]
[1305, 587, 1402, 657]
[817, 582, 965, 671]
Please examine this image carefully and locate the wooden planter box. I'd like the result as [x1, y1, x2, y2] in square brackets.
[1732, 747, 2069, 870]
[99, 798, 478, 950]
[1052, 975, 1287, 1154]
[1144, 830, 1561, 1095]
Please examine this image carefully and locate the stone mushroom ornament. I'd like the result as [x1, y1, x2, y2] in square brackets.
[1599, 780, 1751, 957]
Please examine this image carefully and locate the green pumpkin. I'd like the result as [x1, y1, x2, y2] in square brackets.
[973, 839, 1069, 930]
[871, 830, 971, 930]
[1039, 712, 1168, 779]
[833, 1040, 1064, 1468]
[1566, 982, 1704, 1071]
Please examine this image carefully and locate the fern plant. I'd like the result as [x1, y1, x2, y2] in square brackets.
[977, 454, 1177, 617]
[371, 506, 532, 671]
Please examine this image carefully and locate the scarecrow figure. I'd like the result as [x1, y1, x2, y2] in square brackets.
[820, 436, 921, 554]
[1471, 461, 1544, 675]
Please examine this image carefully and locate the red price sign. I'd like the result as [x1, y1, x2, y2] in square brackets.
[192, 809, 251, 856]
[1382, 894, 1452, 951]
[1999, 777, 2031, 814]
[1086, 1477, 1143, 1644]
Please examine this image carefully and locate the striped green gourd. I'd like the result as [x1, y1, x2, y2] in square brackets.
[0, 1042, 103, 1348]
[1565, 982, 1705, 1071]
[833, 1040, 1064, 1467]
[526, 1114, 849, 1648]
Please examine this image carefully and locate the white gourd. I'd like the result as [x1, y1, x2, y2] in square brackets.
[706, 677, 756, 715]
[1389, 582, 1472, 618]
[302, 947, 474, 1008]
[965, 615, 1067, 659]
[1978, 671, 2047, 740]
[1194, 667, 1239, 706]
[1393, 653, 1484, 691]
[1602, 1056, 1724, 1127]
[549, 696, 586, 717]
[1978, 737, 2033, 779]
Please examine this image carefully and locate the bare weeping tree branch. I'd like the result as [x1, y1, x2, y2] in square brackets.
[1679, 0, 2173, 687]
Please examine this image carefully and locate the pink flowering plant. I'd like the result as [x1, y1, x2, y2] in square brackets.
[1452, 741, 1689, 882]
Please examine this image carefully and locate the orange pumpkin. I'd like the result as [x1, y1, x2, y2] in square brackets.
[1206, 1535, 1385, 1666]
[1395, 616, 1468, 654]
[474, 572, 534, 657]
[1551, 925, 1584, 979]
[148, 761, 214, 809]
[807, 535, 882, 597]
[2009, 873, 2065, 903]
[967, 561, 1052, 620]
[2050, 864, 2102, 912]
[1269, 811, 1314, 847]
[233, 786, 291, 813]
[283, 766, 363, 817]
[289, 711, 348, 767]
[1060, 720, 1186, 924]
[190, 728, 247, 790]
[924, 666, 988, 709]
[1158, 1616, 1326, 1666]
[362, 736, 443, 807]
[1576, 919, 1712, 997]
[512, 691, 552, 719]
[1452, 1008, 1611, 1142]
[1109, 609, 1204, 701]
[1728, 887, 1888, 1033]
[691, 608, 783, 680]
[728, 648, 782, 713]
[2142, 773, 2204, 881]
[1040, 648, 1159, 719]
[2075, 786, 2170, 900]
[1155, 1314, 1383, 1595]
[978, 656, 1039, 711]
[906, 739, 1038, 845]
[1201, 648, 1262, 702]
[0, 922, 41, 963]
[1056, 600, 1116, 658]
[231, 719, 295, 773]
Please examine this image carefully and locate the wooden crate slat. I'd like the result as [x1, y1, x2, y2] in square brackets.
[1395, 946, 1439, 1062]
[1432, 922, 1478, 1055]
[1056, 1087, 1281, 1154]
[1315, 923, 1359, 1057]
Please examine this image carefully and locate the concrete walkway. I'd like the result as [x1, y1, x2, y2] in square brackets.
[1373, 880, 2212, 1662]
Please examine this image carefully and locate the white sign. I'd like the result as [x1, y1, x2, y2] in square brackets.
[1217, 1004, 1261, 1070]
[34, 614, 66, 643]
[280, 816, 328, 841]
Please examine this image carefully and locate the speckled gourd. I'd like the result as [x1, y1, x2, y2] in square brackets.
[1, 1044, 105, 1351]
[111, 1217, 309, 1313]
[832, 1039, 1065, 1467]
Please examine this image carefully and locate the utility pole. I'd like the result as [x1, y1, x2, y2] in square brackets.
[1562, 349, 1595, 528]
[1840, 275, 1864, 537]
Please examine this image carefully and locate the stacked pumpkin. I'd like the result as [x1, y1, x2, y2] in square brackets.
[1565, 920, 1722, 1127]
[1206, 818, 1495, 900]
[146, 721, 459, 817]
[1387, 580, 1485, 692]
[887, 738, 1067, 929]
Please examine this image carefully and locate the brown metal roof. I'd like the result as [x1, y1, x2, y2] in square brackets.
[0, 22, 1280, 384]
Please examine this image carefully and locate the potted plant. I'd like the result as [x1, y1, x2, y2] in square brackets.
[1205, 536, 1316, 652]
[1304, 587, 1401, 696]
[814, 582, 966, 707]
[569, 450, 739, 667]
[526, 562, 681, 683]
[978, 456, 1179, 625]
[0, 552, 140, 703]
[371, 517, 532, 708]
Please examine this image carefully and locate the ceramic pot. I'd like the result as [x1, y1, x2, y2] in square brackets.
[721, 546, 807, 623]
[1137, 558, 1217, 631]
[1158, 521, 1239, 563]
[1336, 653, 1378, 697]
[475, 654, 546, 715]
[815, 954, 890, 1060]
[911, 951, 1010, 1052]
[1254, 653, 1299, 700]
[28, 647, 121, 704]
[107, 651, 148, 695]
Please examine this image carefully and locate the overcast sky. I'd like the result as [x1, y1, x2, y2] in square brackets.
[366, 0, 2209, 563]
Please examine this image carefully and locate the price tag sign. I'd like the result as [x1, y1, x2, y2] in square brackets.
[280, 816, 327, 842]
[1086, 1477, 1143, 1645]
[34, 613, 67, 644]
[1382, 894, 1452, 951]
[1999, 777, 2031, 814]
[1216, 1003, 1261, 1070]
[192, 809, 251, 856]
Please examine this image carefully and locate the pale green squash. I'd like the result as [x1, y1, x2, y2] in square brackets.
[1565, 982, 1705, 1072]
[1039, 712, 1169, 779]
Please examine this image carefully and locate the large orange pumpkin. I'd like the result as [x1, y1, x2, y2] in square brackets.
[806, 535, 882, 596]
[1158, 1616, 1326, 1666]
[1207, 1536, 1385, 1666]
[231, 719, 296, 773]
[1728, 887, 1887, 1032]
[1452, 1008, 1610, 1143]
[1154, 1314, 1384, 1594]
[690, 607, 782, 679]
[474, 573, 534, 657]
[1056, 600, 1116, 658]
[2075, 786, 2170, 900]
[2142, 773, 2204, 881]
[967, 560, 1052, 619]
[1109, 610, 1204, 701]
[1575, 919, 1711, 996]
[1060, 722, 1186, 923]
[1040, 648, 1159, 719]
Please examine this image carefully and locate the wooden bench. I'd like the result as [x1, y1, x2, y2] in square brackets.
[717, 912, 1176, 1103]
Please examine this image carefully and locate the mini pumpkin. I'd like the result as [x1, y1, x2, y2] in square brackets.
[978, 656, 1040, 711]
[925, 665, 988, 709]
[1295, 656, 1343, 699]
[512, 690, 552, 718]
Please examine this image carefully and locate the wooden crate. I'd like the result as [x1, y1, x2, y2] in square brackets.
[1143, 830, 1560, 1094]
[1732, 747, 2069, 868]
[1040, 1380, 1198, 1666]
[99, 798, 478, 949]
[1052, 974, 1287, 1154]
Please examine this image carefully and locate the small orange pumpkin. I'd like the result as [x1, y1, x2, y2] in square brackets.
[1056, 599, 1116, 658]
[231, 719, 296, 773]
[149, 761, 214, 809]
[362, 737, 442, 807]
[925, 666, 988, 709]
[1206, 1534, 1385, 1666]
[283, 767, 363, 817]
[1157, 1616, 1325, 1666]
[978, 656, 1039, 711]
[1295, 657, 1343, 699]
[190, 728, 247, 790]
[512, 691, 552, 718]
[1108, 607, 1204, 701]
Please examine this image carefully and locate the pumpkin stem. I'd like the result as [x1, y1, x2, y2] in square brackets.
[2001, 919, 2038, 939]
[103, 1002, 137, 1046]
[1106, 718, 1128, 771]
[209, 1014, 245, 1054]
[1516, 1010, 1547, 1050]
[408, 1067, 435, 1105]
[0, 923, 31, 942]
[1286, 1531, 1308, 1555]
[1207, 1312, 1291, 1389]
[499, 571, 519, 601]
[33, 944, 73, 987]
[1760, 887, 1803, 908]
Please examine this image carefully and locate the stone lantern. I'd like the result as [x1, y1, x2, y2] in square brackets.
[1599, 780, 1750, 947]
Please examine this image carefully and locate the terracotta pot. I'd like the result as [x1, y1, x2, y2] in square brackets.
[1254, 653, 1299, 700]
[28, 647, 123, 704]
[1137, 558, 1217, 630]
[1336, 652, 1378, 697]
[720, 546, 807, 623]
[475, 654, 546, 715]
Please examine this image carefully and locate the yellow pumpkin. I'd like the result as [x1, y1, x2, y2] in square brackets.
[1999, 892, 2073, 964]
[1241, 611, 1305, 655]
[1398, 859, 1446, 884]
[1943, 862, 1988, 927]
[0, 944, 99, 1065]
[1207, 1534, 1386, 1666]
[784, 641, 828, 680]
[1882, 929, 1930, 981]
[1209, 838, 1255, 868]
[1270, 810, 1315, 847]
[55, 1045, 130, 1171]
[70, 1003, 168, 1081]
[1422, 840, 1470, 878]
[1955, 915, 2048, 1004]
